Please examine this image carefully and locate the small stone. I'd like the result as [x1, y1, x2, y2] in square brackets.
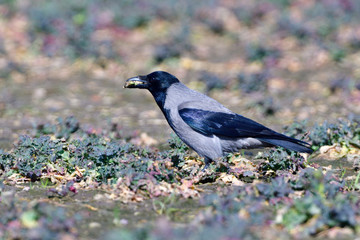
[32, 88, 47, 100]
[113, 218, 128, 226]
[89, 222, 101, 228]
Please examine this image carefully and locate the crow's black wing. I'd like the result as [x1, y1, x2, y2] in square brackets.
[179, 108, 312, 153]
[179, 108, 276, 137]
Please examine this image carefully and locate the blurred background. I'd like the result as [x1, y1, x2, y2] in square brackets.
[0, 0, 359, 149]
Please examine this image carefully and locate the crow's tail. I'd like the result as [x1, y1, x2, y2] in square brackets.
[259, 136, 313, 153]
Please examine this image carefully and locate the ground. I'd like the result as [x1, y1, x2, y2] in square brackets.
[0, 1, 360, 239]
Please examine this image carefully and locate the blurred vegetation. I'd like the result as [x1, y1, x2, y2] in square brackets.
[0, 0, 360, 60]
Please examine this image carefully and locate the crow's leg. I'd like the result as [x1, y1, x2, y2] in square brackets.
[201, 157, 213, 172]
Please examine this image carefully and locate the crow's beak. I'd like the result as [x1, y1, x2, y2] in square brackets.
[124, 76, 149, 89]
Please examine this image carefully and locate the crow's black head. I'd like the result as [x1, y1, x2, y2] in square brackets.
[124, 71, 180, 109]
[124, 71, 179, 94]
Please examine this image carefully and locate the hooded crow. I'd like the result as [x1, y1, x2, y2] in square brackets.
[124, 71, 313, 169]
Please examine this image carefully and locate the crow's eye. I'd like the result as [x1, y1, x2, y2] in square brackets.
[150, 78, 160, 85]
